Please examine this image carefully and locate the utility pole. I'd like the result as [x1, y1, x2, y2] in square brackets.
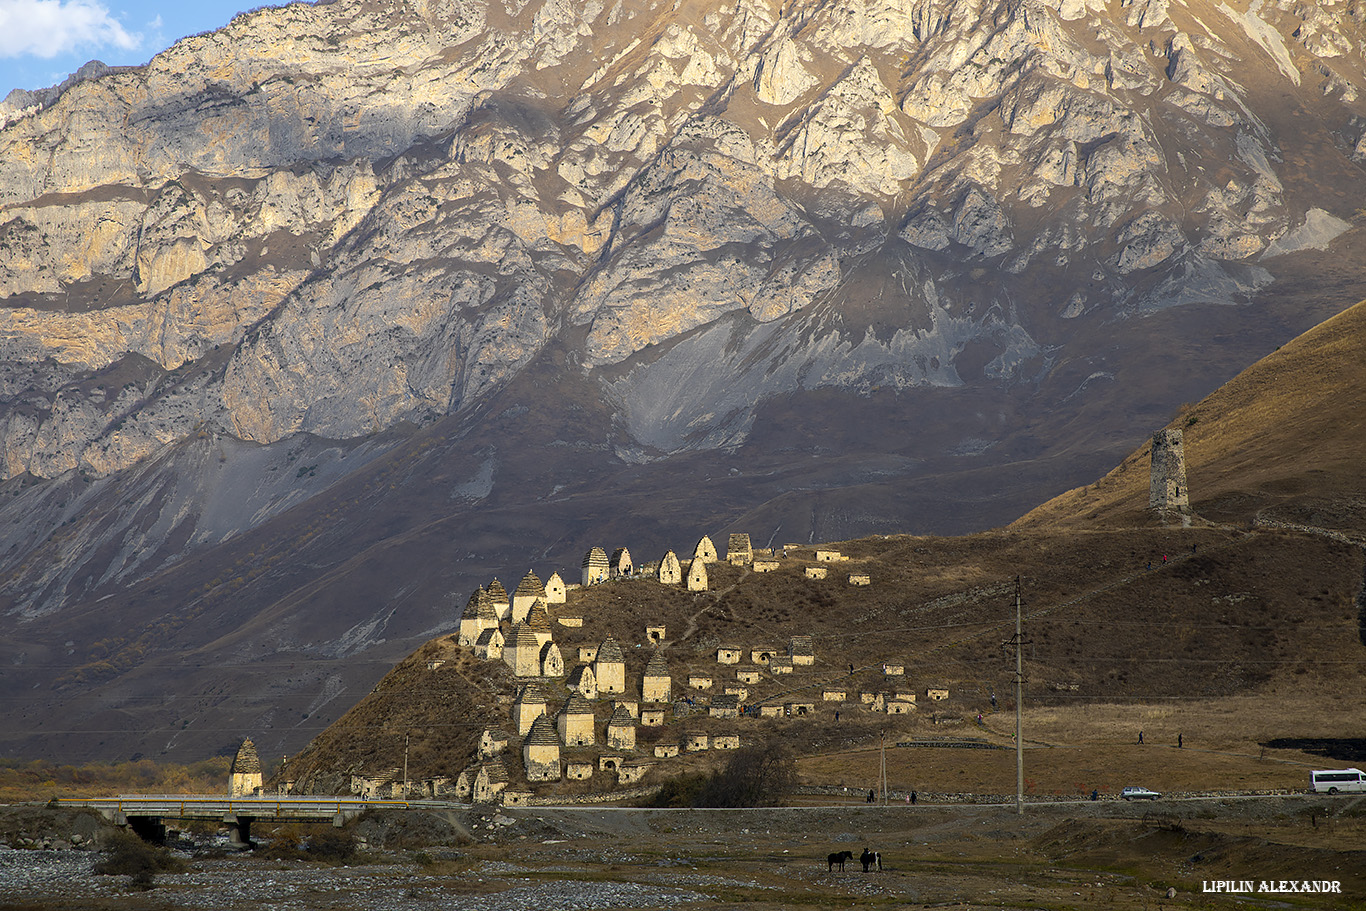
[1002, 576, 1027, 815]
[880, 730, 888, 805]
[403, 733, 410, 800]
[1015, 580, 1024, 815]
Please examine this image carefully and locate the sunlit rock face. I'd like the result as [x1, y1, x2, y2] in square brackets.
[0, 0, 1364, 611]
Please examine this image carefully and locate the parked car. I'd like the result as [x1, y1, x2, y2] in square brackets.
[1121, 786, 1161, 801]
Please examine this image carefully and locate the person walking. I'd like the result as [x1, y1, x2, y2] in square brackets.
[1138, 731, 1144, 745]
[1178, 733, 1183, 749]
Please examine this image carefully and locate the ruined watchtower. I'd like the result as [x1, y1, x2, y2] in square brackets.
[726, 533, 753, 565]
[1148, 428, 1190, 520]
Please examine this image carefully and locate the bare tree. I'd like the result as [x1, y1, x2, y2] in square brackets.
[697, 740, 796, 807]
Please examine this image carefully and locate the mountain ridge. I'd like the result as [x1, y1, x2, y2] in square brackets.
[4, 0, 1366, 762]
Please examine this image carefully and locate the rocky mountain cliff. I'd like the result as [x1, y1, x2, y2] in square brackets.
[3, 0, 1366, 763]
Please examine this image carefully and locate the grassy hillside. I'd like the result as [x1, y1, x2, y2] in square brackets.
[1014, 297, 1366, 534]
[282, 525, 1364, 796]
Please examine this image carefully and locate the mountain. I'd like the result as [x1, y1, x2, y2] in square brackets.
[281, 302, 1366, 795]
[2, 0, 1366, 763]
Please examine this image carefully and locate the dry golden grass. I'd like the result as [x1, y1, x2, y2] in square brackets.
[794, 691, 1357, 800]
[0, 756, 232, 803]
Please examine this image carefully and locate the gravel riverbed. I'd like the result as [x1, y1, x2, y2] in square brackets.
[0, 845, 714, 910]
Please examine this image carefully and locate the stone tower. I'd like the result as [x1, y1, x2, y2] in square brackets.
[544, 572, 567, 603]
[687, 558, 708, 592]
[229, 738, 263, 796]
[657, 550, 682, 585]
[582, 547, 610, 585]
[511, 570, 546, 623]
[1148, 428, 1190, 518]
[606, 705, 636, 750]
[642, 653, 671, 703]
[512, 682, 548, 736]
[726, 533, 753, 565]
[523, 714, 562, 782]
[594, 638, 627, 694]
[486, 578, 511, 621]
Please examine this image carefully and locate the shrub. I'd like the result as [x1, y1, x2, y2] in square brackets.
[304, 828, 357, 864]
[642, 772, 710, 808]
[94, 829, 186, 889]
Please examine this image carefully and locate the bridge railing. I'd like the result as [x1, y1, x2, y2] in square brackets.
[52, 795, 467, 818]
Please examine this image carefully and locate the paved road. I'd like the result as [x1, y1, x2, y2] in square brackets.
[51, 789, 1342, 820]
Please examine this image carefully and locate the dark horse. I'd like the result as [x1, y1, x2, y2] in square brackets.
[860, 848, 875, 872]
[827, 850, 854, 872]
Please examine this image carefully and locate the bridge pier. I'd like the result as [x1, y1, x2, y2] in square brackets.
[222, 814, 254, 850]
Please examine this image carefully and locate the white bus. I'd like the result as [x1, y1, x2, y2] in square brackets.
[1309, 769, 1366, 794]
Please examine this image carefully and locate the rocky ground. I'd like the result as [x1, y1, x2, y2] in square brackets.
[2, 797, 1364, 910]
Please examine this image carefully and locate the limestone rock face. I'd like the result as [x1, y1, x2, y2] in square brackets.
[753, 33, 818, 106]
[1, 0, 1361, 482]
[776, 57, 923, 197]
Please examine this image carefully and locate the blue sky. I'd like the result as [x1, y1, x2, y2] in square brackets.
[0, 0, 260, 98]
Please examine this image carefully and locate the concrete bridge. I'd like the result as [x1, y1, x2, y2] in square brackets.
[54, 795, 463, 848]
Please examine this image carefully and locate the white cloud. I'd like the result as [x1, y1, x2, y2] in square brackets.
[0, 0, 141, 59]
